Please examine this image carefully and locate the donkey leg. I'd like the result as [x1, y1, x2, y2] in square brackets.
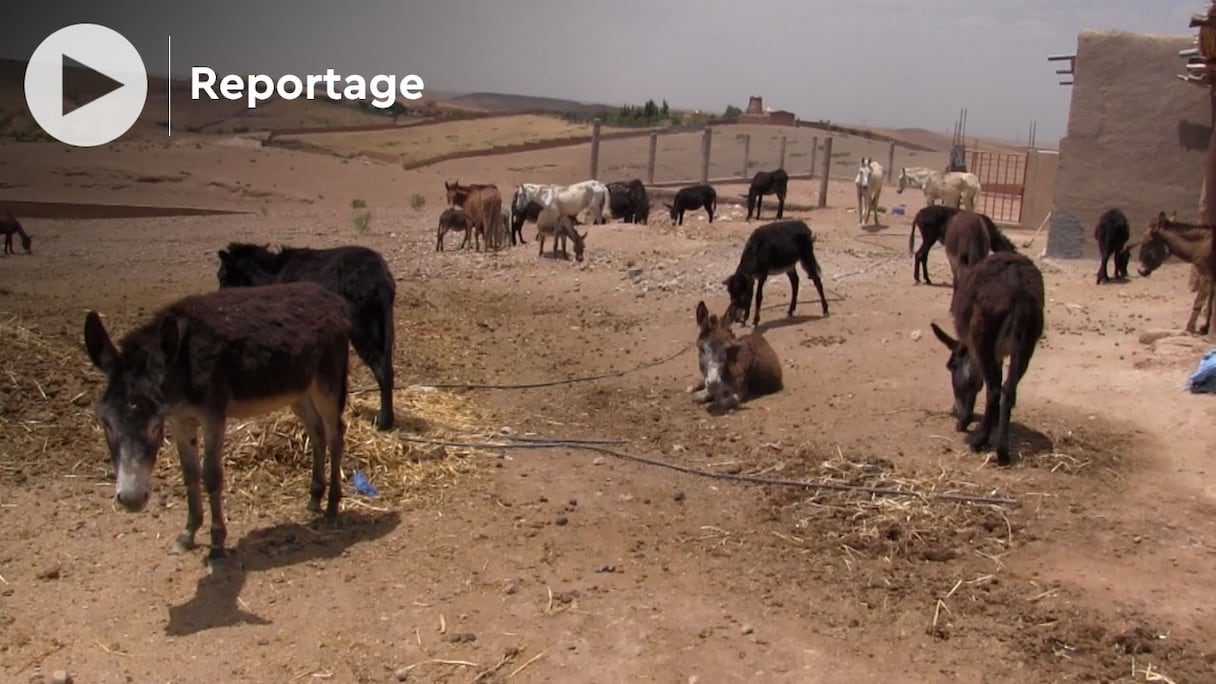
[291, 397, 328, 513]
[995, 353, 1033, 467]
[752, 274, 768, 326]
[917, 243, 934, 285]
[968, 352, 1004, 457]
[169, 415, 203, 554]
[804, 262, 829, 316]
[785, 270, 800, 318]
[777, 194, 785, 219]
[1186, 286, 1206, 333]
[1096, 251, 1110, 284]
[200, 416, 230, 567]
[316, 386, 347, 519]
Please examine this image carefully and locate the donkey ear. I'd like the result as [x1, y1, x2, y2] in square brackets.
[217, 249, 229, 262]
[159, 315, 185, 363]
[84, 311, 118, 373]
[695, 300, 709, 327]
[929, 322, 957, 350]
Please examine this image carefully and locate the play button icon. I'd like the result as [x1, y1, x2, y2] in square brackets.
[24, 23, 148, 147]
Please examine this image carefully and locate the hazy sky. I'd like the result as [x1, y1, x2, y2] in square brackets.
[2, 1, 1204, 143]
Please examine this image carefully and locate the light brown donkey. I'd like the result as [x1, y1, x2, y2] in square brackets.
[687, 300, 783, 411]
[1136, 211, 1216, 336]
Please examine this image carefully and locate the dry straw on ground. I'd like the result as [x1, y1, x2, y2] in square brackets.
[770, 450, 1016, 560]
[0, 313, 492, 516]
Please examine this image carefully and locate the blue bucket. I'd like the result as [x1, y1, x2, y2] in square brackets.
[891, 205, 906, 216]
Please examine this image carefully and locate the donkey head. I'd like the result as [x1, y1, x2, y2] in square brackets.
[855, 158, 874, 189]
[930, 322, 982, 432]
[722, 272, 755, 325]
[216, 244, 278, 288]
[84, 311, 185, 512]
[896, 167, 908, 194]
[1136, 211, 1171, 277]
[695, 300, 739, 401]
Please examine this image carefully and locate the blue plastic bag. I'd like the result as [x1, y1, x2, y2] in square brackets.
[1184, 349, 1216, 394]
[351, 470, 379, 497]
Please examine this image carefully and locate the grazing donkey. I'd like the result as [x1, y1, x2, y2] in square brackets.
[436, 207, 472, 252]
[1, 211, 31, 254]
[83, 282, 351, 566]
[854, 158, 885, 227]
[723, 219, 829, 327]
[606, 179, 650, 224]
[217, 242, 397, 430]
[896, 167, 981, 211]
[1094, 207, 1132, 284]
[908, 205, 962, 285]
[930, 251, 1045, 467]
[665, 184, 717, 225]
[746, 169, 789, 221]
[1136, 211, 1216, 335]
[446, 180, 506, 251]
[536, 214, 588, 262]
[687, 300, 783, 410]
[942, 210, 1017, 298]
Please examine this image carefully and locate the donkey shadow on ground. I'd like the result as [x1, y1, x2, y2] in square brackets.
[165, 509, 401, 636]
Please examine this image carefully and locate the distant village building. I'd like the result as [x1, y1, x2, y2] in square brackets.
[739, 95, 797, 125]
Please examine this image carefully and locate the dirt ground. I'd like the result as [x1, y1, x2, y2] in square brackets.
[1, 131, 1215, 684]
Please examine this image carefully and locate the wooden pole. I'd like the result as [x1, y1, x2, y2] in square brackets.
[700, 125, 712, 184]
[778, 135, 787, 170]
[810, 136, 819, 179]
[818, 136, 834, 208]
[886, 141, 896, 185]
[741, 134, 751, 178]
[589, 119, 601, 180]
[647, 130, 658, 185]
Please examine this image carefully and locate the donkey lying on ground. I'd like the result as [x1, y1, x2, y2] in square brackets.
[1136, 211, 1216, 335]
[665, 184, 716, 225]
[536, 214, 587, 262]
[854, 157, 885, 227]
[436, 207, 472, 252]
[1094, 207, 1132, 284]
[723, 219, 829, 326]
[746, 169, 789, 221]
[930, 251, 1045, 467]
[908, 205, 961, 285]
[84, 282, 351, 566]
[943, 210, 1017, 299]
[687, 300, 783, 410]
[217, 242, 397, 430]
[1, 211, 31, 254]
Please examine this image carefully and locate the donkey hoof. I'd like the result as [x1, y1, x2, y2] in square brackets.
[205, 550, 230, 573]
[966, 433, 990, 453]
[171, 534, 197, 554]
[307, 498, 322, 514]
[995, 450, 1014, 467]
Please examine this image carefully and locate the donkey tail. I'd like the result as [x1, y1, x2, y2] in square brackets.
[803, 233, 823, 279]
[909, 218, 919, 255]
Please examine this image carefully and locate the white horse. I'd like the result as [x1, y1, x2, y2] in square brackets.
[854, 157, 885, 227]
[896, 166, 981, 211]
[515, 179, 609, 227]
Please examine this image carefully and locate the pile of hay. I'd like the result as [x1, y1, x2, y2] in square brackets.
[0, 312, 494, 516]
[767, 451, 1017, 561]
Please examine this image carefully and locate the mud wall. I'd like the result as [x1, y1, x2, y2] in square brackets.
[1048, 30, 1211, 259]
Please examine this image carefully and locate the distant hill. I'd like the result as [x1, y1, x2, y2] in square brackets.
[446, 91, 617, 115]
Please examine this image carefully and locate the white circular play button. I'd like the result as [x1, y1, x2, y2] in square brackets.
[24, 23, 148, 147]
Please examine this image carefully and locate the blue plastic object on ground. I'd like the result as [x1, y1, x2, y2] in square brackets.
[892, 205, 906, 216]
[351, 470, 379, 497]
[1184, 348, 1216, 394]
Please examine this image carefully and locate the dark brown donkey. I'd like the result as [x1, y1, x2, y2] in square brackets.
[908, 205, 960, 285]
[83, 282, 351, 567]
[217, 243, 397, 430]
[445, 180, 505, 251]
[687, 300, 783, 411]
[1136, 211, 1216, 336]
[930, 251, 1045, 467]
[1, 211, 31, 254]
[942, 210, 1018, 300]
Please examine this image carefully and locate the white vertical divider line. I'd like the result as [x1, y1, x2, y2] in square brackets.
[170, 34, 175, 135]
